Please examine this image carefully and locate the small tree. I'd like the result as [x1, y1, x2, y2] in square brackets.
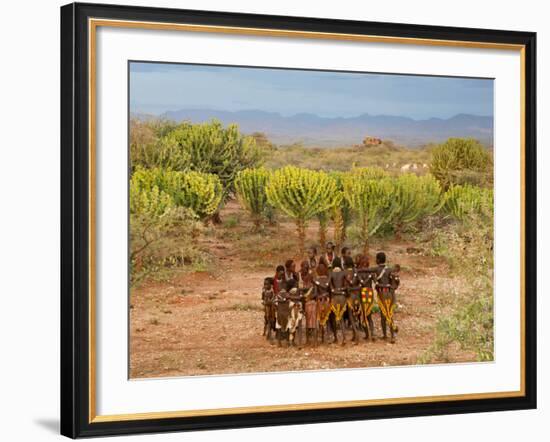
[130, 172, 176, 284]
[342, 170, 394, 254]
[430, 138, 492, 190]
[250, 132, 276, 152]
[129, 207, 203, 287]
[390, 173, 443, 236]
[266, 166, 339, 255]
[234, 167, 272, 230]
[130, 119, 187, 172]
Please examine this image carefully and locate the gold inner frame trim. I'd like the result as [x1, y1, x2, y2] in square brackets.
[92, 390, 524, 423]
[88, 17, 527, 424]
[90, 18, 525, 50]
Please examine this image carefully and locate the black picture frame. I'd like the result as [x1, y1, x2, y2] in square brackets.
[61, 2, 537, 438]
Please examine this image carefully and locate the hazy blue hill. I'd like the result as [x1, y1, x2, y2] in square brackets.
[154, 108, 493, 147]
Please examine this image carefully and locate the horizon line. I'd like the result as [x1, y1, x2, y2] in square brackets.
[130, 107, 493, 122]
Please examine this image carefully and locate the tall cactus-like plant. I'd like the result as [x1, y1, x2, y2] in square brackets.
[234, 167, 272, 230]
[329, 171, 354, 249]
[317, 210, 330, 249]
[443, 184, 494, 221]
[161, 120, 262, 202]
[266, 166, 339, 255]
[342, 170, 394, 254]
[390, 173, 443, 235]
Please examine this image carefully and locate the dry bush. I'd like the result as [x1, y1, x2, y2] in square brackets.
[419, 216, 494, 363]
[130, 207, 208, 287]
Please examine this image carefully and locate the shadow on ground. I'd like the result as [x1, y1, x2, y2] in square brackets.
[34, 418, 58, 434]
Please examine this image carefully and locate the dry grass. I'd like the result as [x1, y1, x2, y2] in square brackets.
[264, 143, 433, 172]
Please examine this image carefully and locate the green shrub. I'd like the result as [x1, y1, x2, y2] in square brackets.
[171, 171, 223, 219]
[390, 173, 443, 235]
[130, 178, 174, 218]
[131, 167, 222, 219]
[223, 215, 240, 229]
[443, 184, 493, 222]
[430, 138, 492, 189]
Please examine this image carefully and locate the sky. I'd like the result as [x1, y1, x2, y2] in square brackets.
[129, 62, 494, 120]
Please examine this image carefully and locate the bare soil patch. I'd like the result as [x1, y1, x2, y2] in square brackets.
[130, 201, 476, 378]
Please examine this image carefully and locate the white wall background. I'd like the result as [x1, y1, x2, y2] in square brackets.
[0, 0, 546, 440]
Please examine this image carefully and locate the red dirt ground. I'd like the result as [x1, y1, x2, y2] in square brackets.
[129, 201, 476, 378]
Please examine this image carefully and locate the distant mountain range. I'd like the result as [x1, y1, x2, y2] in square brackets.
[135, 108, 493, 148]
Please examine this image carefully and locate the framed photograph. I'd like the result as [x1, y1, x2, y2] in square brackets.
[60, 2, 537, 438]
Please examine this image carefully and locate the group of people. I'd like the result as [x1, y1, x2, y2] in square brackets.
[261, 242, 401, 346]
